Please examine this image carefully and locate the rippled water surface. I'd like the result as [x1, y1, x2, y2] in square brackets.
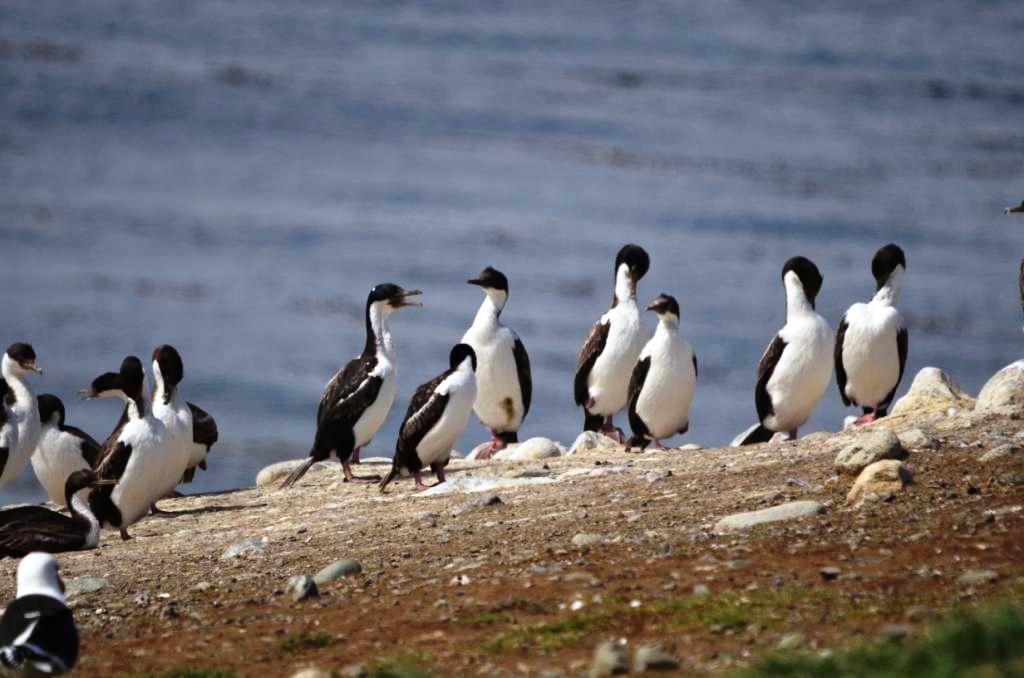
[2, 1, 1023, 503]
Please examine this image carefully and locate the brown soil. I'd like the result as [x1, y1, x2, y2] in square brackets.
[2, 409, 1023, 677]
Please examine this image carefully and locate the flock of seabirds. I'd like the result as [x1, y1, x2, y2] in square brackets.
[2, 200, 1023, 673]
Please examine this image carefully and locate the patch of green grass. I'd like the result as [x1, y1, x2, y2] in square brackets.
[277, 629, 334, 654]
[454, 610, 513, 625]
[739, 603, 1024, 678]
[124, 669, 238, 678]
[366, 651, 434, 678]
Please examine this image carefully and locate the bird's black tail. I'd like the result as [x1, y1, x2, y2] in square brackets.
[738, 424, 775, 446]
[378, 466, 400, 494]
[496, 431, 519, 445]
[181, 466, 196, 484]
[280, 456, 316, 490]
[626, 435, 648, 451]
[583, 411, 604, 432]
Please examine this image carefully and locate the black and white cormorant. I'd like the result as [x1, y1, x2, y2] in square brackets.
[380, 344, 477, 492]
[626, 294, 698, 450]
[738, 257, 834, 445]
[835, 244, 909, 425]
[461, 267, 531, 459]
[574, 244, 651, 442]
[31, 394, 101, 507]
[281, 283, 422, 489]
[0, 343, 42, 490]
[0, 552, 78, 675]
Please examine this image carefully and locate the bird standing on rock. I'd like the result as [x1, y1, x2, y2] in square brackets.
[281, 283, 422, 489]
[0, 553, 79, 675]
[738, 257, 833, 445]
[380, 343, 477, 493]
[574, 244, 651, 442]
[627, 294, 698, 450]
[835, 244, 908, 425]
[461, 267, 531, 459]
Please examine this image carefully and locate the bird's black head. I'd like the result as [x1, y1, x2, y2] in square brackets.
[782, 256, 824, 306]
[5, 342, 40, 374]
[152, 344, 184, 399]
[871, 244, 906, 290]
[646, 293, 680, 318]
[615, 244, 650, 280]
[119, 356, 146, 400]
[37, 393, 66, 428]
[467, 266, 509, 292]
[1005, 200, 1024, 215]
[449, 343, 477, 372]
[368, 283, 423, 310]
[65, 468, 99, 497]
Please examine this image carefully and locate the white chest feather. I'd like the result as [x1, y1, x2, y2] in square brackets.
[152, 396, 194, 494]
[352, 358, 396, 448]
[31, 425, 92, 506]
[635, 327, 697, 439]
[1, 377, 40, 485]
[109, 413, 169, 527]
[462, 320, 523, 431]
[589, 301, 649, 415]
[766, 311, 834, 431]
[416, 367, 477, 466]
[0, 409, 19, 487]
[841, 302, 902, 407]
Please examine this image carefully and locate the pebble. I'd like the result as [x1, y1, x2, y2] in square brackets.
[314, 559, 362, 584]
[500, 437, 564, 460]
[980, 444, 1018, 462]
[643, 470, 671, 483]
[957, 569, 999, 585]
[897, 428, 939, 450]
[834, 429, 908, 476]
[632, 645, 680, 672]
[64, 577, 111, 597]
[589, 640, 629, 677]
[572, 532, 604, 547]
[291, 669, 332, 678]
[877, 624, 912, 642]
[221, 536, 267, 559]
[568, 431, 619, 456]
[451, 493, 502, 516]
[905, 606, 936, 622]
[776, 632, 805, 651]
[819, 566, 842, 582]
[1002, 472, 1024, 486]
[714, 501, 825, 533]
[338, 666, 368, 678]
[846, 460, 912, 508]
[286, 575, 319, 602]
[692, 584, 711, 597]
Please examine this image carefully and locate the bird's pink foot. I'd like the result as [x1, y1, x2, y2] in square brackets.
[414, 472, 431, 491]
[342, 461, 380, 483]
[120, 527, 132, 541]
[351, 447, 361, 464]
[854, 413, 877, 426]
[654, 439, 667, 450]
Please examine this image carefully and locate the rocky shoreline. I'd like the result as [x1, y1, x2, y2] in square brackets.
[1, 362, 1023, 676]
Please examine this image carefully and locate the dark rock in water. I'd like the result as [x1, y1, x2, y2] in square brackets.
[286, 575, 319, 602]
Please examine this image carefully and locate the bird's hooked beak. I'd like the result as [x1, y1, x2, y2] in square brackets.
[388, 288, 423, 308]
[467, 277, 485, 287]
[1005, 202, 1024, 215]
[90, 478, 118, 487]
[21, 360, 42, 374]
[645, 297, 667, 312]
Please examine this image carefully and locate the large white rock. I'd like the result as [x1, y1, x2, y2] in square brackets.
[714, 501, 825, 533]
[891, 367, 973, 416]
[255, 459, 335, 488]
[976, 360, 1024, 417]
[567, 431, 620, 455]
[498, 437, 564, 461]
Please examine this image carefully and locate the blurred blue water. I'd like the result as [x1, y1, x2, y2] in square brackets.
[2, 1, 1023, 504]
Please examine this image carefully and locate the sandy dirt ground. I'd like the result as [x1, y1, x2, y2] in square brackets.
[1, 406, 1022, 676]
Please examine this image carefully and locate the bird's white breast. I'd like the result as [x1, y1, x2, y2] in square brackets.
[635, 330, 697, 439]
[588, 301, 649, 416]
[152, 398, 194, 496]
[841, 302, 902, 408]
[109, 415, 168, 527]
[352, 359, 396, 449]
[765, 312, 834, 432]
[31, 425, 92, 506]
[462, 323, 523, 432]
[0, 408, 19, 487]
[416, 368, 477, 467]
[1, 379, 39, 486]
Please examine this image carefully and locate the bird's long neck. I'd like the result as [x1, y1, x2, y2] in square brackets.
[472, 292, 505, 331]
[1, 359, 34, 416]
[365, 303, 394, 359]
[656, 316, 680, 335]
[613, 265, 636, 308]
[784, 278, 815, 320]
[69, 493, 101, 547]
[153, 367, 178, 407]
[122, 392, 146, 420]
[872, 268, 903, 307]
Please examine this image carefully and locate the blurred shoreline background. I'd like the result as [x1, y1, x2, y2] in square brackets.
[2, 1, 1023, 503]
